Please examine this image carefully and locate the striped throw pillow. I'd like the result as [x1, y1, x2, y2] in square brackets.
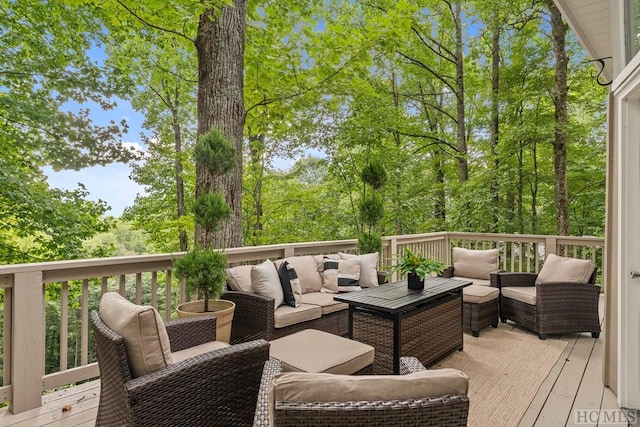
[321, 257, 361, 293]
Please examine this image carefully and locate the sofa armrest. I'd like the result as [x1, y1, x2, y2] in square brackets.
[165, 316, 217, 352]
[442, 266, 455, 278]
[222, 291, 275, 344]
[489, 269, 505, 288]
[377, 270, 389, 284]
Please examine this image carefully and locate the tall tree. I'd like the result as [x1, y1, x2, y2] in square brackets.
[544, 0, 570, 235]
[195, 1, 247, 249]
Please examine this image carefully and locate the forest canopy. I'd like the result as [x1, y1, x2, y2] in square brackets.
[0, 0, 608, 263]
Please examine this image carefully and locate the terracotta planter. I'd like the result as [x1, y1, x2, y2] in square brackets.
[176, 299, 235, 343]
[407, 272, 424, 290]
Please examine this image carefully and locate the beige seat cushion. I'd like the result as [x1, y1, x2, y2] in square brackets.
[274, 304, 322, 328]
[452, 275, 491, 287]
[536, 254, 596, 284]
[282, 255, 324, 293]
[463, 284, 499, 304]
[99, 292, 173, 378]
[269, 329, 374, 375]
[299, 292, 348, 314]
[453, 247, 499, 280]
[226, 264, 253, 292]
[270, 367, 468, 403]
[339, 252, 379, 288]
[171, 341, 230, 364]
[502, 286, 537, 305]
[251, 260, 284, 311]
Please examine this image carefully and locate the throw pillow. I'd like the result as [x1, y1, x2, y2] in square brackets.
[277, 261, 302, 307]
[99, 292, 173, 378]
[452, 247, 500, 280]
[339, 252, 379, 287]
[536, 253, 596, 284]
[321, 257, 361, 293]
[251, 260, 284, 311]
[225, 264, 253, 293]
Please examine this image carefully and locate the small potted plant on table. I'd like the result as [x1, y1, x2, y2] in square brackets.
[389, 248, 446, 290]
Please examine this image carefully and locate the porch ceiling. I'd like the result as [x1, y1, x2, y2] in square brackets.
[553, 0, 612, 82]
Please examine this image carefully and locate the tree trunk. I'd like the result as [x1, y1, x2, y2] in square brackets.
[453, 0, 468, 183]
[391, 72, 404, 235]
[489, 6, 500, 232]
[248, 133, 265, 245]
[531, 139, 539, 233]
[194, 0, 247, 249]
[169, 87, 188, 252]
[544, 0, 570, 235]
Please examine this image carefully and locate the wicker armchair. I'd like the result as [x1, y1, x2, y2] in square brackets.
[497, 263, 601, 340]
[253, 357, 469, 427]
[91, 311, 269, 426]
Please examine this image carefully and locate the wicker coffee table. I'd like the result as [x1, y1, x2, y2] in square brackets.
[334, 277, 470, 374]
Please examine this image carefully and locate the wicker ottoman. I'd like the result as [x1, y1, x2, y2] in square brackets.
[463, 285, 499, 337]
[269, 329, 374, 374]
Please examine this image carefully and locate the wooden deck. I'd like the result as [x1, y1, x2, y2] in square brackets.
[0, 297, 627, 427]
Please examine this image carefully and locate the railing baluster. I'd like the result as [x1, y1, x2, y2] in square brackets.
[165, 270, 173, 321]
[119, 275, 126, 296]
[60, 281, 68, 372]
[151, 271, 158, 309]
[135, 273, 142, 304]
[101, 277, 107, 295]
[81, 279, 88, 366]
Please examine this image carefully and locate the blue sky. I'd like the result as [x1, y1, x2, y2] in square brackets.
[43, 99, 147, 217]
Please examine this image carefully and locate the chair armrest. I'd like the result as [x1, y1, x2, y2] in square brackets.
[254, 359, 283, 427]
[490, 269, 505, 288]
[496, 272, 537, 288]
[165, 316, 217, 352]
[442, 266, 455, 278]
[377, 270, 389, 284]
[536, 282, 601, 304]
[126, 339, 270, 427]
[222, 291, 275, 344]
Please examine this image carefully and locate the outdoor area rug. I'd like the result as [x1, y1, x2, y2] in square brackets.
[433, 324, 567, 427]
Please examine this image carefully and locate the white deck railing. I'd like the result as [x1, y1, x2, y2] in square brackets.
[0, 232, 604, 414]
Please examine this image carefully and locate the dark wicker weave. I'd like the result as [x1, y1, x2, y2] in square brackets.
[91, 311, 269, 426]
[443, 268, 502, 337]
[223, 291, 348, 341]
[253, 358, 469, 427]
[463, 298, 499, 337]
[353, 295, 463, 374]
[497, 268, 601, 339]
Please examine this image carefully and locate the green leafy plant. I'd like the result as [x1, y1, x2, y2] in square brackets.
[173, 128, 235, 312]
[173, 247, 227, 311]
[388, 248, 446, 280]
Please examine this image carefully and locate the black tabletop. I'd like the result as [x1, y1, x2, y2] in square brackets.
[334, 277, 471, 313]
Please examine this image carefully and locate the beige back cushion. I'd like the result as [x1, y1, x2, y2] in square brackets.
[99, 292, 173, 378]
[271, 368, 468, 404]
[339, 252, 379, 288]
[251, 260, 284, 310]
[536, 254, 596, 284]
[226, 264, 254, 292]
[453, 247, 499, 280]
[282, 255, 324, 293]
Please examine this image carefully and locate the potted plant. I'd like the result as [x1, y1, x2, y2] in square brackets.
[388, 248, 446, 290]
[173, 129, 236, 343]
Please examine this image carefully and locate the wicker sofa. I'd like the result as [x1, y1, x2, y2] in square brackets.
[223, 253, 385, 342]
[253, 357, 469, 426]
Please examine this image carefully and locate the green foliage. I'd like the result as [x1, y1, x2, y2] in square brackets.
[194, 192, 231, 232]
[361, 159, 388, 190]
[173, 248, 227, 309]
[388, 248, 446, 280]
[195, 129, 236, 176]
[358, 194, 385, 228]
[358, 233, 382, 255]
